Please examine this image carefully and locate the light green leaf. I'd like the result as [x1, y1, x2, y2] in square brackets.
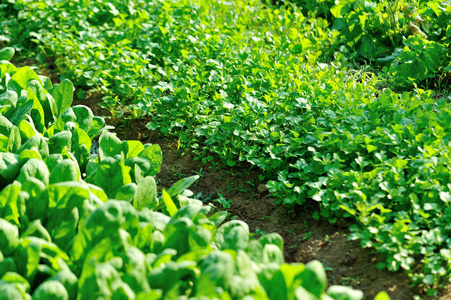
[123, 140, 145, 159]
[115, 183, 137, 201]
[0, 218, 19, 256]
[167, 175, 199, 198]
[216, 220, 249, 251]
[99, 131, 122, 159]
[7, 66, 42, 95]
[162, 189, 178, 217]
[326, 285, 364, 300]
[52, 79, 73, 118]
[0, 184, 21, 225]
[49, 159, 81, 184]
[94, 156, 132, 198]
[134, 176, 157, 210]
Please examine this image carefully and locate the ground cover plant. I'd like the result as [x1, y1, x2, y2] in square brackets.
[1, 0, 451, 296]
[282, 0, 451, 87]
[0, 49, 385, 299]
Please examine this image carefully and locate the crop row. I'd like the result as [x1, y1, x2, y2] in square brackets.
[0, 48, 385, 299]
[1, 0, 451, 293]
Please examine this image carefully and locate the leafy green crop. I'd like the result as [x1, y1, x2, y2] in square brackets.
[2, 0, 451, 291]
[329, 0, 451, 86]
[0, 50, 386, 299]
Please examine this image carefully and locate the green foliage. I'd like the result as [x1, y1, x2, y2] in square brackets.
[389, 36, 446, 85]
[2, 0, 451, 289]
[329, 0, 451, 85]
[0, 51, 378, 299]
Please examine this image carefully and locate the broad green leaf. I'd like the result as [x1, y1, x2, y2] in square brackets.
[72, 200, 139, 262]
[56, 107, 76, 130]
[0, 47, 15, 61]
[115, 183, 137, 201]
[21, 177, 46, 222]
[0, 61, 17, 78]
[0, 152, 20, 184]
[32, 280, 68, 300]
[0, 115, 13, 136]
[45, 154, 64, 174]
[208, 211, 228, 227]
[138, 209, 170, 232]
[7, 126, 21, 153]
[123, 140, 145, 159]
[99, 131, 122, 159]
[14, 237, 69, 283]
[48, 131, 72, 154]
[46, 205, 79, 249]
[162, 189, 178, 217]
[196, 251, 234, 297]
[18, 119, 38, 140]
[49, 159, 81, 184]
[0, 218, 19, 256]
[188, 225, 212, 251]
[88, 116, 109, 138]
[259, 233, 284, 252]
[0, 90, 17, 109]
[134, 176, 157, 210]
[294, 286, 317, 300]
[45, 181, 89, 210]
[94, 156, 132, 198]
[72, 105, 93, 133]
[16, 158, 49, 186]
[77, 260, 135, 300]
[163, 217, 193, 255]
[0, 183, 22, 226]
[7, 66, 42, 95]
[9, 99, 32, 126]
[29, 97, 47, 130]
[47, 269, 78, 299]
[167, 175, 199, 198]
[71, 128, 91, 169]
[262, 244, 284, 265]
[18, 149, 41, 165]
[0, 258, 18, 281]
[122, 247, 151, 294]
[216, 220, 249, 251]
[125, 156, 153, 178]
[17, 134, 49, 160]
[87, 183, 109, 203]
[0, 282, 29, 300]
[0, 272, 30, 299]
[38, 75, 53, 91]
[0, 134, 8, 151]
[52, 79, 73, 118]
[138, 144, 162, 176]
[297, 260, 327, 297]
[20, 219, 52, 243]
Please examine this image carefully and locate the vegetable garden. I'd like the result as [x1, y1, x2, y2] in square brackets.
[1, 0, 451, 298]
